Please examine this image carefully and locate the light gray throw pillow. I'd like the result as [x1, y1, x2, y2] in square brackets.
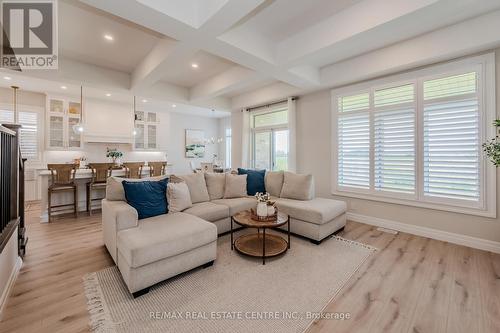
[167, 182, 192, 213]
[224, 174, 247, 199]
[106, 175, 168, 201]
[280, 172, 314, 201]
[175, 173, 210, 204]
[205, 173, 225, 200]
[265, 171, 284, 197]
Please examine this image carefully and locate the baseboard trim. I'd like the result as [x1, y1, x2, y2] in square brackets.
[347, 212, 500, 254]
[0, 256, 22, 320]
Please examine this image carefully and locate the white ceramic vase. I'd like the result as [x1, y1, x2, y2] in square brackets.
[257, 202, 268, 217]
[267, 205, 275, 216]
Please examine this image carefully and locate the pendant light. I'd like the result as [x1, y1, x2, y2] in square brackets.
[132, 96, 138, 136]
[72, 86, 85, 133]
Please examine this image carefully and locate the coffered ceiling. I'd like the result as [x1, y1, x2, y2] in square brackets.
[3, 0, 500, 112]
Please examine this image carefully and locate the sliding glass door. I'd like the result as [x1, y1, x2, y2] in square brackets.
[253, 128, 288, 171]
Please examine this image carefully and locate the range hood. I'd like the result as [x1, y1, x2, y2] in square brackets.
[84, 133, 134, 144]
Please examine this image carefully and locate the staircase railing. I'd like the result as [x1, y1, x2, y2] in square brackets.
[0, 124, 27, 257]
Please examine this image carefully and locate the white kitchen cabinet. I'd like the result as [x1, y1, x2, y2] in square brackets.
[134, 111, 159, 150]
[46, 97, 82, 150]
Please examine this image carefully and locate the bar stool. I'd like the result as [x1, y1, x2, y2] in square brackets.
[87, 163, 112, 215]
[149, 161, 167, 177]
[47, 164, 78, 222]
[123, 162, 145, 179]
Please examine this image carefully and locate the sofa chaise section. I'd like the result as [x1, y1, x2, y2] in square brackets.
[117, 212, 217, 295]
[275, 198, 347, 244]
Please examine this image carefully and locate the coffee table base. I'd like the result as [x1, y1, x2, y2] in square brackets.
[234, 233, 288, 263]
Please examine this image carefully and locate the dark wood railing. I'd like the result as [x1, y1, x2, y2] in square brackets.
[0, 124, 27, 257]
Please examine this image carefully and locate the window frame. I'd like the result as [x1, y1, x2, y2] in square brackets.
[331, 54, 496, 218]
[250, 105, 289, 170]
[0, 103, 44, 166]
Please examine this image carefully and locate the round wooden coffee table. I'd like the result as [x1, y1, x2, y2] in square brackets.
[231, 210, 290, 265]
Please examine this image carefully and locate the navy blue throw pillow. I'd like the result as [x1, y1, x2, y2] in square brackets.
[238, 168, 266, 196]
[122, 178, 168, 219]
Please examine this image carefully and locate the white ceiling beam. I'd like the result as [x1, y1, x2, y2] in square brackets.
[231, 9, 500, 110]
[190, 66, 264, 101]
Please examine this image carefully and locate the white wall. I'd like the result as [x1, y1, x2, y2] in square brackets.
[231, 49, 500, 244]
[167, 112, 220, 174]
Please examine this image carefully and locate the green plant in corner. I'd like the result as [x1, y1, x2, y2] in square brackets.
[482, 120, 500, 167]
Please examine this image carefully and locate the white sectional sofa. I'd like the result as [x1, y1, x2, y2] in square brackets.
[102, 171, 346, 297]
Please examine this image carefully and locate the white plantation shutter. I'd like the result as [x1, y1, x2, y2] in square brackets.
[374, 109, 415, 193]
[19, 111, 39, 160]
[423, 72, 479, 202]
[337, 97, 370, 189]
[0, 109, 39, 160]
[333, 55, 494, 216]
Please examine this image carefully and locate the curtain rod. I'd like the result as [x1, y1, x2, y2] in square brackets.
[244, 97, 298, 112]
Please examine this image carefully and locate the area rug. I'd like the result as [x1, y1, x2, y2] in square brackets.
[83, 232, 376, 333]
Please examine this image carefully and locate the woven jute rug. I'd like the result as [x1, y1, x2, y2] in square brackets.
[83, 232, 376, 333]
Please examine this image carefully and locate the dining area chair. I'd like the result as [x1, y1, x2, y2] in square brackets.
[200, 162, 214, 173]
[47, 163, 78, 222]
[123, 162, 145, 179]
[87, 163, 113, 215]
[149, 161, 167, 177]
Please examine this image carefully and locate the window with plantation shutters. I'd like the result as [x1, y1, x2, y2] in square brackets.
[333, 54, 496, 217]
[374, 84, 415, 194]
[337, 93, 370, 189]
[423, 73, 479, 201]
[0, 108, 40, 160]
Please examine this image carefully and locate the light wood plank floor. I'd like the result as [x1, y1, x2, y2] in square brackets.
[0, 202, 499, 333]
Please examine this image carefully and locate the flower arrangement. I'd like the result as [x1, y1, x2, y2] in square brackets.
[482, 120, 500, 167]
[255, 192, 270, 203]
[106, 148, 123, 164]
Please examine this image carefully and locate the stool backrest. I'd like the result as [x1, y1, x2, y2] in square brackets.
[123, 162, 144, 179]
[88, 163, 113, 183]
[47, 164, 77, 186]
[149, 161, 166, 177]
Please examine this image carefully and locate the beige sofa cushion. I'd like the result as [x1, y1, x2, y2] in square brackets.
[265, 171, 284, 197]
[223, 174, 247, 199]
[167, 182, 192, 213]
[205, 173, 225, 200]
[175, 173, 210, 204]
[275, 198, 346, 225]
[280, 172, 314, 200]
[212, 197, 257, 216]
[117, 212, 217, 268]
[106, 175, 168, 201]
[183, 202, 229, 222]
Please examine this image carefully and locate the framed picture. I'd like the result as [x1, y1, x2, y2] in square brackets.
[185, 129, 205, 158]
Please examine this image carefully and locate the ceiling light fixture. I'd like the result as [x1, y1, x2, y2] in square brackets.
[142, 99, 147, 103]
[191, 63, 199, 69]
[106, 93, 111, 97]
[172, 104, 177, 108]
[61, 85, 67, 90]
[104, 34, 114, 41]
[3, 76, 12, 80]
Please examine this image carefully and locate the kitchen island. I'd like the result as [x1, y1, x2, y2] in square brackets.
[38, 164, 172, 223]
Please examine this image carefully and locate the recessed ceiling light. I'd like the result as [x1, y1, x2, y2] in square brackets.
[172, 104, 177, 108]
[142, 99, 148, 103]
[61, 85, 67, 90]
[104, 34, 114, 41]
[3, 76, 12, 80]
[191, 63, 199, 69]
[106, 93, 112, 97]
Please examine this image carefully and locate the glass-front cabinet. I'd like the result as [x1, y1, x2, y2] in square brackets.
[134, 111, 158, 150]
[47, 97, 82, 150]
